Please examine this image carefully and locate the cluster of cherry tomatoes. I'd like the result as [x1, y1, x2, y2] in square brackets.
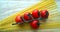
[15, 9, 49, 29]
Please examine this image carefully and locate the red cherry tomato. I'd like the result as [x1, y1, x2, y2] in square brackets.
[32, 9, 40, 19]
[30, 20, 40, 29]
[40, 10, 49, 19]
[15, 14, 23, 24]
[24, 12, 32, 21]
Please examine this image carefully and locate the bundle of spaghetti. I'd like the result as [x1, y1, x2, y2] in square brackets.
[0, 0, 60, 31]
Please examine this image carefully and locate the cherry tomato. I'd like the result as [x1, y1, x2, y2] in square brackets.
[40, 10, 49, 19]
[30, 20, 40, 29]
[32, 9, 40, 19]
[24, 12, 32, 21]
[15, 14, 23, 24]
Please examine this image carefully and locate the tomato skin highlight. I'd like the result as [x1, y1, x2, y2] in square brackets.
[30, 20, 40, 29]
[24, 12, 32, 21]
[40, 10, 49, 19]
[15, 14, 23, 24]
[32, 9, 40, 19]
